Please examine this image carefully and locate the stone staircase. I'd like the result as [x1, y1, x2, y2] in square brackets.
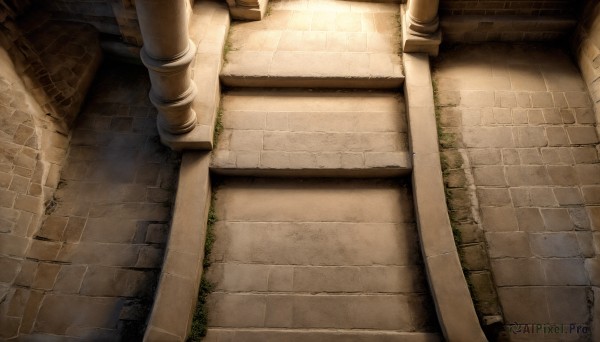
[204, 0, 442, 340]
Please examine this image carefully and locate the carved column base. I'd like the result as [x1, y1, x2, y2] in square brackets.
[140, 39, 198, 135]
[401, 4, 442, 56]
[226, 0, 269, 21]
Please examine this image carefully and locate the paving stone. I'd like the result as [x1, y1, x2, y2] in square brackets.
[530, 92, 554, 107]
[0, 257, 20, 283]
[569, 208, 592, 230]
[530, 232, 580, 257]
[501, 148, 520, 165]
[486, 232, 531, 258]
[34, 295, 123, 335]
[571, 146, 598, 163]
[32, 263, 60, 290]
[491, 258, 544, 286]
[505, 166, 550, 186]
[546, 127, 570, 146]
[566, 126, 599, 145]
[80, 266, 153, 297]
[575, 164, 600, 184]
[469, 149, 501, 165]
[515, 207, 545, 231]
[565, 91, 592, 107]
[53, 265, 86, 294]
[497, 287, 550, 323]
[542, 259, 589, 286]
[547, 165, 580, 186]
[527, 109, 545, 125]
[553, 187, 584, 205]
[463, 127, 513, 148]
[516, 126, 547, 147]
[473, 166, 506, 186]
[546, 287, 590, 323]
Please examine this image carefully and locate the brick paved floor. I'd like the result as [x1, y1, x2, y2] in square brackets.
[434, 44, 599, 341]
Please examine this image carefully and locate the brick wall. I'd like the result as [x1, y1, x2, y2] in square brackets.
[440, 0, 582, 42]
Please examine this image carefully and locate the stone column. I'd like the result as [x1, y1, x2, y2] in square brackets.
[136, 0, 197, 134]
[402, 0, 441, 56]
[407, 0, 439, 36]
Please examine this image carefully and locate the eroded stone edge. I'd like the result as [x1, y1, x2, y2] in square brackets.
[143, 152, 211, 341]
[403, 52, 488, 342]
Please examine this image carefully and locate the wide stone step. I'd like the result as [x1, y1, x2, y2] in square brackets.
[220, 50, 404, 88]
[206, 264, 428, 294]
[213, 178, 414, 223]
[211, 90, 410, 176]
[207, 293, 436, 331]
[204, 178, 439, 335]
[219, 0, 403, 88]
[204, 328, 442, 342]
[210, 222, 420, 266]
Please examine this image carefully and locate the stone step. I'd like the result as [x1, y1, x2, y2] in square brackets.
[206, 264, 428, 294]
[204, 328, 442, 342]
[209, 222, 421, 266]
[219, 0, 404, 88]
[211, 90, 410, 176]
[213, 178, 414, 223]
[205, 177, 438, 336]
[220, 50, 404, 88]
[207, 293, 437, 331]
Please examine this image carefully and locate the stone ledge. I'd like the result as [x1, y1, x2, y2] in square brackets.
[160, 0, 230, 150]
[403, 52, 487, 342]
[220, 75, 405, 89]
[143, 152, 211, 342]
[210, 166, 412, 178]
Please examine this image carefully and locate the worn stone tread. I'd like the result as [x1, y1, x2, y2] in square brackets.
[207, 293, 436, 331]
[220, 0, 403, 88]
[211, 90, 410, 175]
[204, 328, 442, 342]
[205, 178, 439, 336]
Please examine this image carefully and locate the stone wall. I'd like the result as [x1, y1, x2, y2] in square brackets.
[38, 0, 142, 59]
[574, 0, 600, 134]
[0, 2, 102, 130]
[0, 46, 71, 339]
[440, 0, 581, 42]
[573, 1, 600, 340]
[434, 44, 598, 341]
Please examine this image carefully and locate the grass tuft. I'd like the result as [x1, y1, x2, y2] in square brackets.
[188, 188, 219, 341]
[212, 106, 224, 149]
[188, 278, 214, 341]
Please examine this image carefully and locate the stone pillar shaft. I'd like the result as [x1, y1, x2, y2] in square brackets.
[136, 0, 197, 134]
[407, 0, 439, 36]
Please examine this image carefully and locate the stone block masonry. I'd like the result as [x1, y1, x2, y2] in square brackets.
[439, 0, 580, 42]
[434, 43, 598, 341]
[0, 62, 179, 340]
[574, 0, 600, 136]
